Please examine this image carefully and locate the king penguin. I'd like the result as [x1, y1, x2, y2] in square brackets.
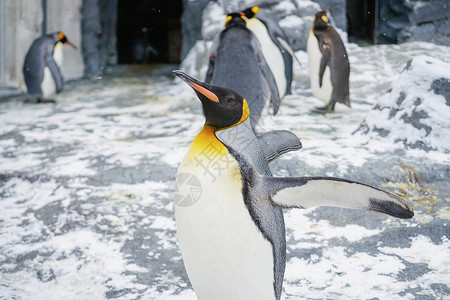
[242, 5, 295, 99]
[172, 70, 414, 300]
[307, 11, 350, 112]
[205, 12, 279, 131]
[23, 32, 76, 102]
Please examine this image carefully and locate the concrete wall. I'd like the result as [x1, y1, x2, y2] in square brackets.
[0, 0, 42, 89]
[0, 0, 84, 90]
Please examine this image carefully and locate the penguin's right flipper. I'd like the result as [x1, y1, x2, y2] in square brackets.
[252, 36, 280, 115]
[318, 42, 331, 88]
[45, 56, 64, 93]
[257, 130, 302, 163]
[265, 176, 414, 219]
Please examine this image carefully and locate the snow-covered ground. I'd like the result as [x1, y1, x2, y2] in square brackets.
[1, 42, 449, 299]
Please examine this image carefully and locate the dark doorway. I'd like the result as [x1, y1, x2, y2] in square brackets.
[347, 0, 377, 44]
[117, 0, 182, 64]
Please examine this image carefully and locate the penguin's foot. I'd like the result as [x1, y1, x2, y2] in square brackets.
[311, 102, 335, 114]
[24, 98, 56, 104]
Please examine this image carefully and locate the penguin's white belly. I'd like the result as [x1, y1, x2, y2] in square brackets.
[247, 18, 286, 99]
[307, 30, 333, 103]
[175, 152, 275, 300]
[41, 67, 56, 98]
[42, 43, 63, 98]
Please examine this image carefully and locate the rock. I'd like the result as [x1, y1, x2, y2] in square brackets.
[179, 40, 212, 81]
[354, 55, 450, 153]
[312, 0, 346, 30]
[200, 1, 226, 41]
[279, 15, 310, 51]
[408, 0, 449, 25]
[181, 0, 210, 60]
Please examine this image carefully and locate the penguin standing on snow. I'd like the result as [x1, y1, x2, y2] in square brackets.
[307, 11, 350, 112]
[172, 70, 413, 300]
[23, 32, 76, 102]
[205, 12, 279, 131]
[243, 5, 295, 99]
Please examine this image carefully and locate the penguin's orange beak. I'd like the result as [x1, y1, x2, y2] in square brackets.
[172, 70, 219, 103]
[64, 40, 77, 49]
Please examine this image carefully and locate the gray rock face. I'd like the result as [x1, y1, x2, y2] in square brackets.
[377, 0, 450, 45]
[408, 0, 449, 24]
[312, 0, 346, 30]
[81, 0, 118, 77]
[181, 0, 211, 60]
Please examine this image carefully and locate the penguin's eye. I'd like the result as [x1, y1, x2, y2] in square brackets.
[225, 98, 233, 103]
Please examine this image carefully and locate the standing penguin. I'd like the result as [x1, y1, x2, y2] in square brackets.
[172, 70, 413, 300]
[307, 11, 350, 112]
[23, 32, 76, 102]
[206, 12, 279, 131]
[243, 5, 294, 99]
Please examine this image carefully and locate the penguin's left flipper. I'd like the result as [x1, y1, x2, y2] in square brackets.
[45, 56, 64, 93]
[319, 42, 331, 88]
[278, 36, 302, 69]
[205, 55, 215, 83]
[205, 34, 220, 83]
[257, 130, 302, 163]
[265, 176, 414, 219]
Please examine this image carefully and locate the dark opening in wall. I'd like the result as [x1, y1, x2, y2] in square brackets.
[117, 0, 182, 64]
[347, 0, 377, 44]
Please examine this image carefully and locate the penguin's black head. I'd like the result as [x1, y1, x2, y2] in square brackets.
[57, 32, 77, 49]
[313, 10, 331, 29]
[242, 6, 259, 19]
[224, 12, 247, 28]
[172, 70, 249, 129]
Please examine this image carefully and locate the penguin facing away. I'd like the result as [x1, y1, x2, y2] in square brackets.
[205, 12, 280, 131]
[242, 5, 295, 99]
[307, 11, 350, 112]
[172, 70, 414, 300]
[23, 32, 76, 102]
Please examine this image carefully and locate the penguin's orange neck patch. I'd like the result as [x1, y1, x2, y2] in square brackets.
[189, 126, 227, 157]
[236, 99, 249, 126]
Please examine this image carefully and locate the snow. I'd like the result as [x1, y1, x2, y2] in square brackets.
[353, 55, 450, 154]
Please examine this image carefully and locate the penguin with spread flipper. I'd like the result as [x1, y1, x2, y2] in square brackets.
[206, 12, 279, 131]
[23, 32, 76, 102]
[307, 11, 350, 112]
[172, 70, 414, 300]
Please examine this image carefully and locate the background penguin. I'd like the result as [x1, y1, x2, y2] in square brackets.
[307, 10, 350, 112]
[205, 12, 280, 131]
[243, 5, 295, 99]
[23, 32, 76, 102]
[172, 70, 414, 300]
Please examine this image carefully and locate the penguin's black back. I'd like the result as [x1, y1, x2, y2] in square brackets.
[210, 26, 271, 127]
[314, 27, 350, 104]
